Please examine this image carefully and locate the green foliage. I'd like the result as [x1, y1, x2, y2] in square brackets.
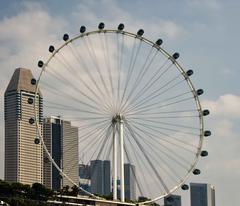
[0, 179, 54, 205]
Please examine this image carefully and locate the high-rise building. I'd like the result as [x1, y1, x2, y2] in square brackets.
[164, 194, 181, 206]
[90, 160, 111, 196]
[43, 116, 79, 190]
[79, 164, 91, 194]
[124, 163, 136, 201]
[190, 183, 215, 206]
[4, 68, 43, 185]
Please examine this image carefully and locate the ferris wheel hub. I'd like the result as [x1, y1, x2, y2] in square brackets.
[112, 113, 124, 124]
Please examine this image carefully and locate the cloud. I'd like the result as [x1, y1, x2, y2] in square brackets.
[202, 94, 240, 119]
[0, 1, 67, 179]
[72, 0, 186, 40]
[186, 0, 221, 11]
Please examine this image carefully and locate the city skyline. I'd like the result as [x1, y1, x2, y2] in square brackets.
[0, 1, 240, 206]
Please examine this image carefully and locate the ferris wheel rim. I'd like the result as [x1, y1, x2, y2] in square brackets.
[34, 26, 205, 204]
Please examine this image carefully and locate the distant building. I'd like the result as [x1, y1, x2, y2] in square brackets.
[164, 194, 181, 206]
[79, 164, 91, 194]
[90, 160, 111, 196]
[43, 116, 79, 190]
[124, 163, 136, 201]
[190, 183, 215, 206]
[4, 68, 43, 185]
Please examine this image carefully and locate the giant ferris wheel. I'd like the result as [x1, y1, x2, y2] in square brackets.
[33, 23, 210, 204]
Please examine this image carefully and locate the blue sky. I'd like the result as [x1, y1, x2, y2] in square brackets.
[0, 1, 239, 206]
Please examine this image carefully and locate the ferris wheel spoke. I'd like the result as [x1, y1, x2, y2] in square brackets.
[130, 96, 194, 115]
[130, 119, 198, 150]
[123, 135, 146, 197]
[69, 41, 111, 109]
[41, 81, 108, 114]
[121, 48, 158, 111]
[124, 124, 169, 192]
[125, 122, 170, 193]
[63, 124, 108, 154]
[78, 120, 110, 141]
[129, 120, 198, 154]
[76, 119, 110, 131]
[99, 33, 114, 105]
[44, 101, 108, 117]
[122, 59, 171, 112]
[85, 125, 112, 167]
[127, 126, 185, 183]
[129, 119, 199, 137]
[127, 75, 184, 113]
[125, 130, 162, 197]
[64, 43, 111, 110]
[80, 125, 111, 159]
[128, 117, 199, 131]
[83, 36, 111, 101]
[120, 39, 142, 111]
[127, 108, 197, 117]
[130, 125, 197, 169]
[116, 33, 125, 110]
[43, 65, 109, 113]
[125, 89, 192, 115]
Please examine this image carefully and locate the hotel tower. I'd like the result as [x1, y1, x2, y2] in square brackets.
[4, 68, 43, 184]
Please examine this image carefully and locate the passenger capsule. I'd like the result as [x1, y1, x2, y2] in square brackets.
[197, 89, 204, 96]
[172, 52, 180, 60]
[204, 130, 211, 137]
[201, 150, 208, 157]
[29, 118, 35, 124]
[28, 98, 33, 104]
[63, 33, 69, 41]
[118, 23, 124, 31]
[98, 22, 105, 30]
[166, 196, 174, 202]
[193, 169, 201, 175]
[34, 138, 40, 144]
[181, 184, 189, 190]
[137, 29, 144, 36]
[186, 70, 193, 76]
[49, 45, 55, 53]
[155, 39, 163, 46]
[38, 60, 44, 68]
[44, 157, 49, 163]
[202, 109, 210, 116]
[31, 78, 36, 85]
[80, 26, 86, 33]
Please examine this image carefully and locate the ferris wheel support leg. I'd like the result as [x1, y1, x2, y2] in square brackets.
[119, 118, 125, 202]
[112, 124, 117, 201]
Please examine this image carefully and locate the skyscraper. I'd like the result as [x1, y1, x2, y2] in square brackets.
[124, 163, 136, 201]
[43, 116, 79, 190]
[190, 183, 215, 206]
[4, 68, 43, 185]
[90, 160, 111, 196]
[79, 164, 91, 194]
[164, 194, 181, 206]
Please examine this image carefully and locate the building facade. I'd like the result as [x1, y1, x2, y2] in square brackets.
[4, 68, 43, 185]
[43, 116, 79, 190]
[124, 163, 136, 201]
[190, 183, 215, 206]
[164, 194, 181, 206]
[90, 160, 111, 196]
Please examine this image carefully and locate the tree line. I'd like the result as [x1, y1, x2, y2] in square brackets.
[0, 179, 79, 206]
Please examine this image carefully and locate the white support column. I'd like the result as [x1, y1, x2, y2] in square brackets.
[112, 123, 117, 200]
[119, 117, 125, 202]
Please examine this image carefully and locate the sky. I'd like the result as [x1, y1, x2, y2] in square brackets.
[0, 0, 240, 205]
